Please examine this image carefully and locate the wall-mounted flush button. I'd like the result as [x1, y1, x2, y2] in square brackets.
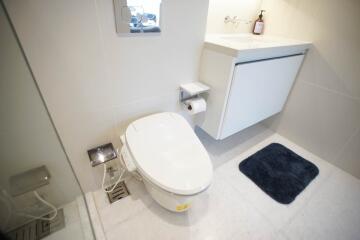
[88, 143, 117, 167]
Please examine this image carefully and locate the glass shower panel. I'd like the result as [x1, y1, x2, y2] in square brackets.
[0, 3, 95, 240]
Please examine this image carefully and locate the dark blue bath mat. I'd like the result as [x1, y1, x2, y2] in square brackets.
[239, 143, 319, 204]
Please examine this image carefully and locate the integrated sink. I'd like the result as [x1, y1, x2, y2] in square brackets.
[204, 33, 311, 62]
[220, 35, 275, 44]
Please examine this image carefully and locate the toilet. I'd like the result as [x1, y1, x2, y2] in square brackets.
[120, 112, 213, 212]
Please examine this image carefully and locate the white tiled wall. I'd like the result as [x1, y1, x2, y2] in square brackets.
[261, 0, 360, 178]
[206, 0, 262, 34]
[4, 0, 209, 192]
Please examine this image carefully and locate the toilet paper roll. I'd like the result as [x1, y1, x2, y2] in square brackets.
[185, 97, 207, 115]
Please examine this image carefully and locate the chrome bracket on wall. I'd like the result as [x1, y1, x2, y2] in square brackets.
[179, 82, 210, 103]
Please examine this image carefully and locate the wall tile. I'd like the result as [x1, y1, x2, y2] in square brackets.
[268, 81, 360, 175]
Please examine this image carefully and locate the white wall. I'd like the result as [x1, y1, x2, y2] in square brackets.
[4, 0, 209, 192]
[206, 0, 262, 34]
[0, 5, 81, 230]
[261, 0, 360, 178]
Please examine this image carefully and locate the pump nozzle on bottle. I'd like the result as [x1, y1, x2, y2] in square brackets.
[253, 10, 266, 35]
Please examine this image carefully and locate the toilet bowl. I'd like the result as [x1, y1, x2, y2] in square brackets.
[120, 112, 213, 212]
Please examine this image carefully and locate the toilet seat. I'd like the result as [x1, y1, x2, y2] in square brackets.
[124, 112, 213, 195]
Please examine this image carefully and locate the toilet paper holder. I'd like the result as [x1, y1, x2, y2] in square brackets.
[179, 82, 210, 105]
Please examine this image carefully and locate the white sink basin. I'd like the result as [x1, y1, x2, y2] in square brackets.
[204, 34, 311, 62]
[220, 35, 275, 44]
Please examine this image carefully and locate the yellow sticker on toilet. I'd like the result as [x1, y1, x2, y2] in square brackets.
[176, 203, 189, 211]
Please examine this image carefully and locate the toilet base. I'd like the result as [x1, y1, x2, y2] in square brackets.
[143, 178, 195, 212]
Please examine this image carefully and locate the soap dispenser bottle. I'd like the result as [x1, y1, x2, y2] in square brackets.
[253, 10, 265, 35]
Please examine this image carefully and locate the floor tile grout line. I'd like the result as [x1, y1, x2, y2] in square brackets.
[95, 179, 157, 235]
[216, 170, 280, 230]
[89, 192, 108, 240]
[279, 169, 335, 234]
[103, 201, 157, 237]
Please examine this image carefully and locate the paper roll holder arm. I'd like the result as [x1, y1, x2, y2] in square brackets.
[179, 82, 210, 107]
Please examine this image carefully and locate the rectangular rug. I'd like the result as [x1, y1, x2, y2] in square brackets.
[239, 143, 319, 204]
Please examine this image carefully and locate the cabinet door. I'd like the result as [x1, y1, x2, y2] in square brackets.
[220, 54, 304, 139]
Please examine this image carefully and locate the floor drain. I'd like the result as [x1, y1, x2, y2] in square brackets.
[6, 208, 65, 240]
[106, 181, 130, 204]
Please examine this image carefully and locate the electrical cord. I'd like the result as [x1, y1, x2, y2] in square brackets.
[102, 163, 126, 193]
[16, 191, 58, 221]
[0, 189, 57, 222]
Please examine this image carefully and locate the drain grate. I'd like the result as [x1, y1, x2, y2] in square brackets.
[6, 208, 65, 240]
[106, 181, 130, 203]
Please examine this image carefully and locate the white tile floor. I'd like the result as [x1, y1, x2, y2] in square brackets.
[89, 125, 360, 240]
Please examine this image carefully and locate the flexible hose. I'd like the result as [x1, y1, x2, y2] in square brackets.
[16, 191, 58, 221]
[102, 163, 126, 193]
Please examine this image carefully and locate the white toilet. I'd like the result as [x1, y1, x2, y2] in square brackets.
[120, 112, 213, 212]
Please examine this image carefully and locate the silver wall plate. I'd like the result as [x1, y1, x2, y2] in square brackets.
[87, 143, 117, 167]
[9, 166, 51, 197]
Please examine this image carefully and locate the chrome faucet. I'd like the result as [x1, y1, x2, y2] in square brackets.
[224, 16, 252, 25]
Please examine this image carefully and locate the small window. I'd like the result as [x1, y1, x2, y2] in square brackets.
[114, 0, 162, 35]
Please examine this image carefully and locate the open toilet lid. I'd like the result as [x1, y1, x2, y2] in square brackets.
[125, 112, 213, 195]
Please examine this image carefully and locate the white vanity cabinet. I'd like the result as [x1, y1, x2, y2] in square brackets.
[221, 54, 304, 139]
[196, 47, 306, 140]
